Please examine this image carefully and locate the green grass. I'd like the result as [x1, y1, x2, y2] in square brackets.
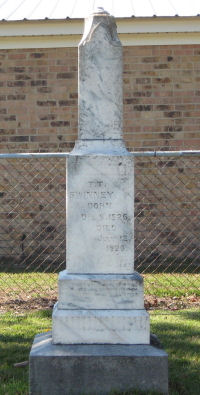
[0, 309, 199, 395]
[0, 273, 57, 299]
[144, 273, 200, 297]
[151, 310, 200, 394]
[0, 310, 51, 395]
[0, 272, 199, 298]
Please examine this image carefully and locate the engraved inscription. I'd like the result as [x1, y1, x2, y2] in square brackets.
[69, 178, 133, 261]
[69, 181, 115, 211]
[70, 191, 113, 199]
[78, 316, 147, 332]
[61, 279, 143, 310]
[106, 245, 125, 252]
[80, 212, 131, 222]
[88, 202, 112, 209]
[104, 120, 122, 129]
[67, 156, 134, 273]
[71, 281, 139, 297]
[97, 224, 116, 232]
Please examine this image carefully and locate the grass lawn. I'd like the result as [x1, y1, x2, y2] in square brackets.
[144, 273, 200, 297]
[0, 309, 199, 395]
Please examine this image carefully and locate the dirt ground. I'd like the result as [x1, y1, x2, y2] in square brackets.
[0, 291, 199, 313]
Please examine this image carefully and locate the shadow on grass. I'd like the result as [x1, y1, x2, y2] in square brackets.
[177, 310, 200, 321]
[0, 310, 52, 394]
[0, 310, 199, 394]
[0, 332, 30, 394]
[151, 311, 200, 395]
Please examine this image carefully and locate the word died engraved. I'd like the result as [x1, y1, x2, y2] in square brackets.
[97, 224, 116, 232]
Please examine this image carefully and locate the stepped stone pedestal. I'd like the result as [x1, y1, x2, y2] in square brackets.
[30, 332, 168, 395]
[29, 8, 168, 395]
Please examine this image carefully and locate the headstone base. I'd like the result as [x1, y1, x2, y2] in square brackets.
[52, 304, 149, 344]
[57, 271, 144, 310]
[29, 332, 168, 395]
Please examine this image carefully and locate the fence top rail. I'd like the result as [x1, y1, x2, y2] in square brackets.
[0, 153, 70, 159]
[0, 150, 200, 159]
[132, 150, 200, 157]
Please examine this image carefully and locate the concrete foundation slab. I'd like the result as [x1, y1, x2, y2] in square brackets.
[29, 332, 168, 395]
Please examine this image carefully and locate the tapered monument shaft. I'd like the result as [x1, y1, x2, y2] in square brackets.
[78, 8, 123, 140]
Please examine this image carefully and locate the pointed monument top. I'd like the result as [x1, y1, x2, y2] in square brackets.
[74, 8, 128, 154]
[80, 6, 120, 46]
[92, 7, 110, 16]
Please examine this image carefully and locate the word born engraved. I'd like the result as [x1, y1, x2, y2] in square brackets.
[88, 202, 112, 209]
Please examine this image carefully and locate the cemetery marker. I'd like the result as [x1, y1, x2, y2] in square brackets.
[29, 8, 168, 394]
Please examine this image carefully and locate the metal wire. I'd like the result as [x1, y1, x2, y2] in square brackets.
[134, 154, 200, 296]
[0, 151, 199, 302]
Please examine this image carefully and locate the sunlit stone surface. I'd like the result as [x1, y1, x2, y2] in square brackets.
[78, 9, 123, 141]
[57, 271, 144, 310]
[30, 9, 168, 395]
[52, 8, 149, 345]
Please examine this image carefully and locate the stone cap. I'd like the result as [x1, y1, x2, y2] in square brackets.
[80, 7, 121, 47]
[92, 7, 110, 16]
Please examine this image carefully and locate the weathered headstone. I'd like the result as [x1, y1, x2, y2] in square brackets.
[29, 8, 168, 394]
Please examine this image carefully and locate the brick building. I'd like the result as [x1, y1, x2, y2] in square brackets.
[0, 1, 200, 274]
[0, 0, 200, 152]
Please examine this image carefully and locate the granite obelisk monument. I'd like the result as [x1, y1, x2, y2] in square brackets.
[29, 8, 168, 394]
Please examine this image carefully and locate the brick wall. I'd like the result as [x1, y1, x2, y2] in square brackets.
[124, 45, 200, 151]
[0, 44, 200, 152]
[1, 43, 200, 274]
[0, 47, 77, 152]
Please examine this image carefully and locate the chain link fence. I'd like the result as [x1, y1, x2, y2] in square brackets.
[0, 152, 199, 307]
[134, 152, 200, 297]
